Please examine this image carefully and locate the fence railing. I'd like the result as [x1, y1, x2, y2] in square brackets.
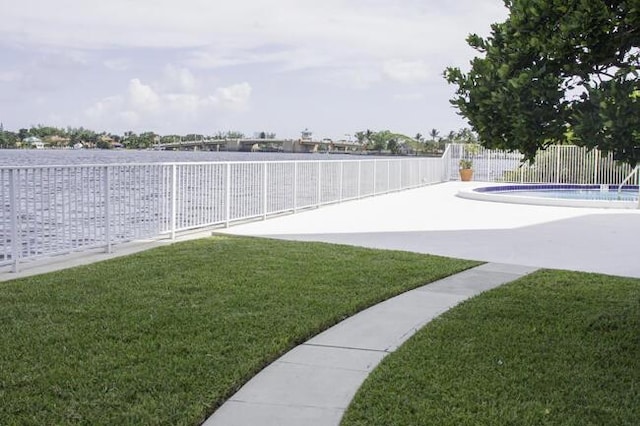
[448, 143, 637, 185]
[4, 144, 635, 272]
[1, 157, 446, 272]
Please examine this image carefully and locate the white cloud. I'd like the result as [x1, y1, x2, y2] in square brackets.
[0, 71, 22, 83]
[209, 82, 252, 111]
[321, 67, 382, 90]
[161, 64, 197, 93]
[84, 72, 252, 131]
[104, 58, 130, 71]
[85, 95, 119, 119]
[383, 60, 430, 84]
[393, 92, 425, 101]
[1, 1, 508, 69]
[128, 78, 161, 111]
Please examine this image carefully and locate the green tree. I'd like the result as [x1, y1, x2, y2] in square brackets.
[387, 138, 399, 154]
[17, 128, 29, 141]
[455, 128, 478, 144]
[0, 129, 9, 148]
[137, 132, 157, 148]
[225, 131, 245, 139]
[69, 127, 97, 148]
[4, 131, 19, 148]
[371, 130, 394, 152]
[30, 125, 64, 138]
[445, 0, 639, 165]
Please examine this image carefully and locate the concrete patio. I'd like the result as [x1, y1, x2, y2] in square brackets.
[219, 181, 640, 278]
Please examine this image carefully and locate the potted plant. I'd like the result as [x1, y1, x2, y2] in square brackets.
[459, 158, 474, 181]
[458, 143, 479, 181]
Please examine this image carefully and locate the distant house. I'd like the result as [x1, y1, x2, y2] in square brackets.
[44, 135, 71, 147]
[398, 142, 416, 155]
[23, 136, 45, 149]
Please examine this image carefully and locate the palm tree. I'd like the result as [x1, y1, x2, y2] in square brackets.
[429, 128, 440, 142]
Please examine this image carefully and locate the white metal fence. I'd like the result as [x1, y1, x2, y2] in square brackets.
[448, 143, 637, 184]
[4, 145, 636, 272]
[1, 157, 446, 271]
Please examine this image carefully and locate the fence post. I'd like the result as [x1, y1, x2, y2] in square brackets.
[373, 160, 377, 195]
[225, 163, 231, 227]
[316, 162, 322, 207]
[293, 162, 298, 213]
[387, 160, 390, 192]
[399, 160, 403, 189]
[9, 169, 20, 273]
[357, 161, 361, 198]
[262, 162, 268, 220]
[556, 146, 561, 183]
[593, 149, 600, 184]
[293, 161, 298, 213]
[171, 164, 177, 239]
[103, 166, 112, 253]
[339, 162, 343, 201]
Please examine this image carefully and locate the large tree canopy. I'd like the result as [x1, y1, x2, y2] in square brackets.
[445, 0, 639, 165]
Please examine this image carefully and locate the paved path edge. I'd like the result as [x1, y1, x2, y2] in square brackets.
[204, 262, 539, 426]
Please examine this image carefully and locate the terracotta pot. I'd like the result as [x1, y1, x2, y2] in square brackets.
[459, 168, 473, 181]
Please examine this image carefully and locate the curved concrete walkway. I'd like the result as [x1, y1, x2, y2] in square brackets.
[204, 263, 537, 426]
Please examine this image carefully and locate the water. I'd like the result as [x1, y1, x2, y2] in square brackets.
[0, 149, 374, 167]
[502, 189, 639, 202]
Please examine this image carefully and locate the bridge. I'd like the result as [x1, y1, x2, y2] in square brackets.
[155, 138, 363, 153]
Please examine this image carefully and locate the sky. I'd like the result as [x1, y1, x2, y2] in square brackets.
[0, 0, 508, 140]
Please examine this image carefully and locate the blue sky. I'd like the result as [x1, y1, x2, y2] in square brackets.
[0, 0, 507, 140]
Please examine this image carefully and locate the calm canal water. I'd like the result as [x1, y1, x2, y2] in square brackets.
[0, 149, 374, 167]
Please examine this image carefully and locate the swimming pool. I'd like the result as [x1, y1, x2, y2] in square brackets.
[458, 184, 640, 209]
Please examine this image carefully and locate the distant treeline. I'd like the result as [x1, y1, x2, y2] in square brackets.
[0, 124, 479, 153]
[0, 125, 248, 149]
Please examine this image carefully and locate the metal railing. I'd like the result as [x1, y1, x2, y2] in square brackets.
[448, 144, 636, 185]
[4, 144, 635, 272]
[1, 157, 446, 272]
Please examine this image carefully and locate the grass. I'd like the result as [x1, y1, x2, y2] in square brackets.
[341, 269, 640, 426]
[0, 235, 478, 425]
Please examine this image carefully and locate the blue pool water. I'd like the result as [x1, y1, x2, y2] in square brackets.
[460, 184, 640, 208]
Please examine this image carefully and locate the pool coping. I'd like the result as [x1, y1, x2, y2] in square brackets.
[458, 183, 640, 209]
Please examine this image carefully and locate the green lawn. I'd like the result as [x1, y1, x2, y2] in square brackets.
[342, 269, 640, 426]
[0, 236, 477, 425]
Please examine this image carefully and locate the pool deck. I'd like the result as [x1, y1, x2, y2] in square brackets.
[219, 181, 640, 279]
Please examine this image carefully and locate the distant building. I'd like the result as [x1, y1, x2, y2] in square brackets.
[23, 136, 45, 149]
[44, 135, 70, 147]
[301, 128, 312, 141]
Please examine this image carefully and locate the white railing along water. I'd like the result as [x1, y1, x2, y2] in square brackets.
[1, 157, 447, 272]
[4, 144, 636, 272]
